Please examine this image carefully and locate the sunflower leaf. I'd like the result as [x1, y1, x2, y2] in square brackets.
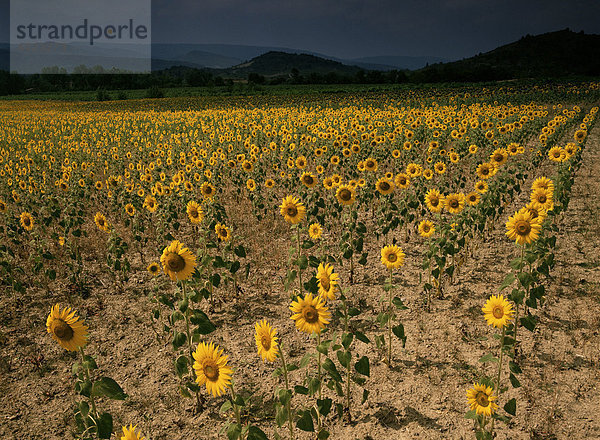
[322, 358, 342, 382]
[504, 398, 517, 416]
[317, 398, 332, 417]
[296, 410, 314, 432]
[500, 273, 515, 291]
[96, 412, 113, 439]
[91, 377, 127, 400]
[479, 353, 498, 363]
[354, 356, 370, 377]
[227, 422, 242, 440]
[247, 425, 268, 440]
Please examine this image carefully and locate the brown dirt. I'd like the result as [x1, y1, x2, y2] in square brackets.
[1, 118, 599, 440]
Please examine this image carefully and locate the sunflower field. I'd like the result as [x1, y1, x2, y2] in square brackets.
[1, 82, 600, 440]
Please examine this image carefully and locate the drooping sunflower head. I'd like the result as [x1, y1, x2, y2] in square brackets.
[505, 207, 542, 246]
[482, 294, 515, 328]
[121, 424, 145, 440]
[192, 342, 233, 397]
[186, 200, 204, 224]
[316, 262, 339, 301]
[300, 172, 318, 188]
[425, 189, 445, 213]
[418, 220, 435, 238]
[0, 199, 6, 213]
[160, 240, 197, 281]
[46, 304, 88, 351]
[94, 212, 110, 233]
[466, 383, 498, 417]
[489, 148, 508, 167]
[309, 222, 323, 240]
[147, 262, 160, 276]
[381, 245, 405, 270]
[289, 292, 331, 335]
[20, 212, 34, 231]
[445, 193, 465, 214]
[254, 319, 279, 362]
[279, 195, 306, 224]
[524, 201, 547, 222]
[335, 185, 356, 206]
[376, 178, 394, 195]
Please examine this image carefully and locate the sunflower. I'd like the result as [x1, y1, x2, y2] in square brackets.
[215, 222, 231, 242]
[524, 201, 547, 222]
[474, 180, 488, 194]
[548, 146, 565, 163]
[422, 169, 434, 180]
[530, 187, 553, 212]
[265, 178, 275, 188]
[160, 240, 197, 281]
[574, 129, 586, 143]
[476, 162, 496, 180]
[531, 176, 554, 193]
[406, 163, 422, 177]
[0, 199, 6, 213]
[381, 245, 405, 270]
[46, 304, 88, 351]
[94, 212, 110, 233]
[58, 236, 66, 246]
[336, 185, 356, 206]
[186, 201, 204, 224]
[425, 189, 445, 213]
[466, 383, 498, 417]
[394, 173, 410, 189]
[418, 220, 435, 238]
[254, 319, 279, 362]
[200, 182, 216, 199]
[289, 293, 330, 334]
[147, 262, 160, 276]
[489, 148, 508, 167]
[125, 203, 136, 217]
[482, 294, 515, 328]
[309, 222, 323, 240]
[468, 144, 478, 154]
[279, 195, 306, 224]
[143, 196, 158, 213]
[364, 157, 378, 172]
[445, 193, 465, 214]
[121, 424, 145, 440]
[376, 178, 394, 195]
[300, 172, 318, 188]
[20, 212, 34, 231]
[466, 192, 480, 206]
[246, 179, 256, 191]
[192, 342, 233, 397]
[505, 207, 542, 245]
[434, 162, 446, 174]
[316, 263, 339, 301]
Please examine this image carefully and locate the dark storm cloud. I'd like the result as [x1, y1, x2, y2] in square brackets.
[150, 0, 600, 59]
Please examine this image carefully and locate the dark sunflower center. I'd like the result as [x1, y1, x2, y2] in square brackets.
[450, 199, 459, 208]
[492, 306, 504, 319]
[366, 161, 374, 168]
[476, 392, 490, 407]
[53, 319, 74, 341]
[399, 178, 407, 185]
[538, 195, 546, 203]
[166, 253, 186, 272]
[380, 182, 390, 191]
[515, 220, 531, 236]
[190, 209, 198, 218]
[304, 176, 314, 185]
[24, 217, 31, 226]
[430, 197, 439, 207]
[260, 335, 271, 351]
[302, 306, 319, 324]
[423, 225, 430, 232]
[203, 360, 219, 381]
[482, 168, 489, 175]
[286, 206, 298, 217]
[339, 189, 351, 201]
[494, 153, 503, 161]
[98, 219, 105, 226]
[387, 253, 397, 262]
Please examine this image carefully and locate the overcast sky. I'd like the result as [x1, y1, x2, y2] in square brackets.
[3, 0, 600, 60]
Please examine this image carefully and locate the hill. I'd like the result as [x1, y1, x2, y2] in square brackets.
[413, 29, 600, 82]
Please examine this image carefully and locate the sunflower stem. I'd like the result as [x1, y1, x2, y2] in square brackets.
[342, 297, 352, 422]
[490, 325, 506, 435]
[296, 226, 303, 294]
[79, 347, 98, 421]
[388, 267, 393, 367]
[316, 332, 322, 430]
[279, 342, 295, 440]
[514, 246, 525, 358]
[230, 383, 242, 428]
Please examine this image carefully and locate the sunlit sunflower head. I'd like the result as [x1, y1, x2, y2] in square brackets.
[290, 292, 331, 334]
[186, 200, 204, 224]
[531, 176, 554, 194]
[160, 240, 197, 281]
[482, 294, 515, 328]
[316, 262, 339, 301]
[474, 180, 488, 194]
[418, 220, 435, 238]
[200, 182, 216, 199]
[0, 199, 6, 213]
[406, 163, 422, 177]
[336, 185, 356, 206]
[121, 424, 145, 440]
[466, 192, 481, 206]
[125, 203, 136, 217]
[246, 179, 256, 192]
[434, 162, 446, 174]
[524, 201, 547, 222]
[215, 222, 232, 242]
[394, 173, 410, 189]
[364, 157, 378, 172]
[20, 212, 34, 231]
[489, 148, 508, 167]
[254, 319, 279, 362]
[192, 342, 233, 397]
[422, 169, 434, 180]
[381, 245, 405, 270]
[300, 172, 318, 188]
[265, 178, 275, 188]
[143, 196, 158, 213]
[505, 207, 542, 245]
[530, 187, 554, 212]
[574, 129, 586, 143]
[46, 304, 88, 351]
[147, 262, 161, 276]
[476, 162, 496, 180]
[94, 212, 110, 233]
[309, 222, 323, 240]
[376, 178, 394, 195]
[279, 195, 306, 224]
[445, 193, 465, 214]
[466, 383, 498, 417]
[425, 189, 445, 213]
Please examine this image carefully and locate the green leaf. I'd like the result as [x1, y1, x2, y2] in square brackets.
[322, 358, 342, 382]
[220, 400, 232, 413]
[175, 355, 189, 377]
[392, 297, 408, 309]
[337, 350, 351, 369]
[317, 398, 332, 416]
[247, 426, 269, 440]
[341, 332, 353, 349]
[211, 273, 221, 288]
[190, 310, 217, 334]
[354, 356, 370, 377]
[172, 332, 187, 349]
[96, 412, 113, 439]
[347, 307, 360, 317]
[479, 353, 498, 363]
[299, 352, 313, 368]
[520, 315, 537, 332]
[392, 324, 407, 346]
[500, 273, 515, 291]
[317, 429, 330, 440]
[464, 409, 478, 420]
[362, 389, 370, 404]
[296, 410, 314, 432]
[509, 361, 522, 374]
[229, 261, 241, 274]
[294, 385, 309, 395]
[234, 245, 246, 258]
[354, 331, 370, 344]
[278, 389, 292, 406]
[91, 377, 127, 400]
[504, 398, 516, 416]
[509, 373, 521, 388]
[227, 422, 242, 440]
